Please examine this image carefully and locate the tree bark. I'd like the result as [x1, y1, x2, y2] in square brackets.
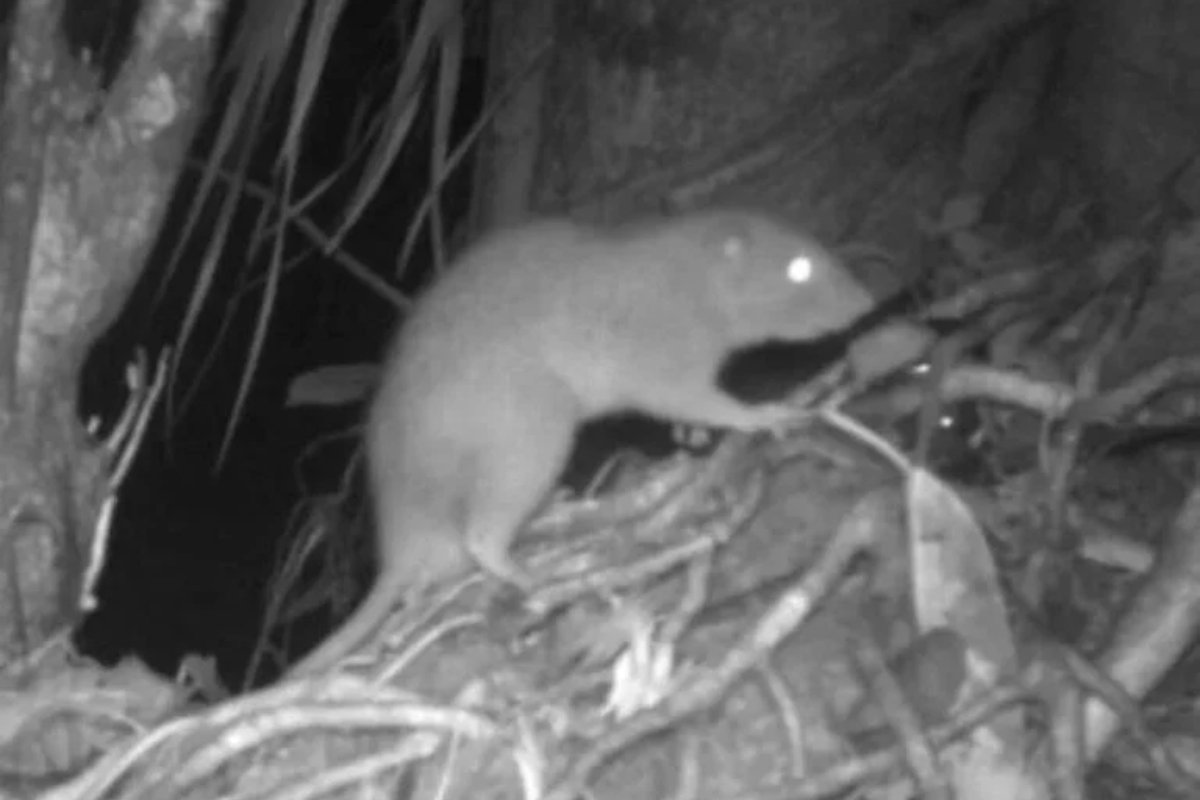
[0, 0, 224, 663]
[529, 0, 1058, 287]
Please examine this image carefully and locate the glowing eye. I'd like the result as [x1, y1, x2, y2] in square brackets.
[787, 255, 814, 284]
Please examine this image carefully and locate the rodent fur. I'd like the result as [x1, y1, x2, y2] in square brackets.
[286, 209, 877, 677]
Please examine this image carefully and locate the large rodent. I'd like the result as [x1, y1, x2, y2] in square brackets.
[286, 210, 878, 677]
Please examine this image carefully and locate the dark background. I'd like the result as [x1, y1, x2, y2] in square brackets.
[70, 0, 490, 686]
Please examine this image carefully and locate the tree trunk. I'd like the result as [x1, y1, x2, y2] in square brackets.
[0, 0, 224, 665]
[504, 0, 1057, 290]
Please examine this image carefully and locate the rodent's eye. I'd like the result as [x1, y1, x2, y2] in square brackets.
[787, 255, 814, 284]
[721, 234, 748, 261]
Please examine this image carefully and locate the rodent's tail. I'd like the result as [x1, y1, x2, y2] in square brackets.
[282, 571, 412, 679]
[282, 524, 470, 679]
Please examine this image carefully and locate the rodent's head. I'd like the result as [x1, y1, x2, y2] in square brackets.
[703, 211, 876, 344]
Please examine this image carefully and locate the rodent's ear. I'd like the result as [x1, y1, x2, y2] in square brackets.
[707, 215, 753, 264]
[720, 230, 750, 262]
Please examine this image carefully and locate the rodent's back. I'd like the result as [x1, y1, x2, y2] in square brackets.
[366, 221, 605, 493]
[380, 210, 876, 427]
[378, 218, 704, 417]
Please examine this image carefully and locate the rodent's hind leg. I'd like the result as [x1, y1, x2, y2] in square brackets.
[462, 459, 562, 592]
[465, 534, 536, 592]
[461, 389, 579, 594]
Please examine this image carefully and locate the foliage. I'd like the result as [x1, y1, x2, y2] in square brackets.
[168, 0, 469, 464]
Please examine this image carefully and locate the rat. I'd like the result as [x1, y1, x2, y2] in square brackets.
[285, 209, 879, 677]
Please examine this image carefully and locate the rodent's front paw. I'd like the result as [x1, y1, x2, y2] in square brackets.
[671, 423, 716, 449]
[759, 403, 804, 438]
[729, 402, 803, 437]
